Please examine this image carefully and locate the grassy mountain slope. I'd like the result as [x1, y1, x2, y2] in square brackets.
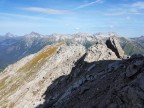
[119, 37, 144, 55]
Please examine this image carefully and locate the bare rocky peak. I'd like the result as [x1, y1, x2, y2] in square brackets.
[72, 32, 92, 37]
[25, 32, 43, 38]
[48, 33, 68, 41]
[47, 32, 96, 42]
[84, 36, 125, 63]
[94, 32, 118, 38]
[106, 36, 125, 58]
[71, 33, 98, 42]
[84, 40, 118, 63]
[4, 32, 17, 37]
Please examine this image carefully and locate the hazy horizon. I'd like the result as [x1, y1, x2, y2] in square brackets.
[0, 0, 144, 37]
[0, 31, 143, 38]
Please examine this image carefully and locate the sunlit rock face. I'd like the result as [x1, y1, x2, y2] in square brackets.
[0, 42, 86, 108]
[84, 40, 118, 63]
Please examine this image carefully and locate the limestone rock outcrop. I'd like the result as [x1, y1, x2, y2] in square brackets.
[84, 41, 118, 63]
[106, 36, 124, 58]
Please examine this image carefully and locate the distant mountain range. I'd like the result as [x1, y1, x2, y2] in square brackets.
[0, 32, 144, 70]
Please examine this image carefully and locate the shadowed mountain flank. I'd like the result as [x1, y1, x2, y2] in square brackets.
[36, 55, 144, 108]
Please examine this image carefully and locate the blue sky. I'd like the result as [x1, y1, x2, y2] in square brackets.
[0, 0, 144, 37]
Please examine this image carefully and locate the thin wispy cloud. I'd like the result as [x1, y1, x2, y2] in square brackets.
[104, 11, 143, 16]
[21, 7, 69, 14]
[104, 1, 144, 16]
[132, 1, 144, 9]
[74, 0, 103, 10]
[0, 12, 53, 21]
[104, 12, 126, 16]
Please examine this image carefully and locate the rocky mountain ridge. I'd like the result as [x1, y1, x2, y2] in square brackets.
[0, 42, 86, 108]
[0, 36, 138, 108]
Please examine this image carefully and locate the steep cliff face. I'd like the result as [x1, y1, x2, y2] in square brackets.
[0, 37, 144, 108]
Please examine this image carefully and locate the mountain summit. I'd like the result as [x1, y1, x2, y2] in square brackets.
[4, 32, 16, 37]
[25, 32, 43, 38]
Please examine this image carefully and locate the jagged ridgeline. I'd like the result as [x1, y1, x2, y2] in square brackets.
[0, 32, 144, 71]
[1, 36, 144, 108]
